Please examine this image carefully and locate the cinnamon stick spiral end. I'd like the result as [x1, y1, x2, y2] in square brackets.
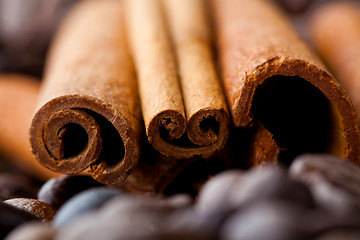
[30, 95, 140, 184]
[147, 109, 229, 159]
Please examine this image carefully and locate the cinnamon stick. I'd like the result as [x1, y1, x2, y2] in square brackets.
[0, 74, 60, 180]
[309, 1, 360, 116]
[125, 0, 230, 159]
[212, 0, 360, 164]
[30, 0, 142, 184]
[247, 122, 280, 166]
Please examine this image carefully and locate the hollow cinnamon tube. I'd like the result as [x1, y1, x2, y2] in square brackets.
[212, 0, 360, 164]
[0, 74, 60, 180]
[125, 0, 230, 159]
[30, 0, 142, 184]
[309, 2, 360, 116]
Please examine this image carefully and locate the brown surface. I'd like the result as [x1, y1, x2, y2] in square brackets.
[212, 0, 360, 163]
[310, 2, 360, 116]
[30, 0, 142, 184]
[248, 122, 280, 166]
[4, 198, 57, 222]
[118, 153, 193, 194]
[0, 74, 60, 180]
[125, 0, 229, 159]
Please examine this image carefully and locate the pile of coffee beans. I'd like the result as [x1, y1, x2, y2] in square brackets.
[1, 154, 359, 240]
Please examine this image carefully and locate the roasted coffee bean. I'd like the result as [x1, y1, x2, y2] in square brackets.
[196, 170, 243, 215]
[38, 175, 102, 210]
[220, 201, 314, 240]
[53, 187, 122, 227]
[236, 166, 313, 206]
[57, 194, 191, 240]
[160, 206, 218, 240]
[4, 198, 56, 222]
[196, 166, 313, 221]
[0, 173, 39, 201]
[0, 201, 38, 239]
[5, 222, 55, 240]
[290, 154, 360, 211]
[0, 0, 79, 76]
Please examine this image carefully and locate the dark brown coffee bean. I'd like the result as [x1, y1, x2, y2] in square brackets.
[290, 154, 360, 211]
[0, 173, 39, 201]
[38, 175, 102, 210]
[196, 170, 243, 216]
[0, 0, 80, 77]
[0, 201, 38, 239]
[57, 194, 192, 240]
[4, 198, 56, 222]
[196, 166, 313, 221]
[159, 206, 218, 240]
[53, 187, 122, 227]
[220, 201, 313, 240]
[5, 222, 55, 240]
[160, 194, 193, 207]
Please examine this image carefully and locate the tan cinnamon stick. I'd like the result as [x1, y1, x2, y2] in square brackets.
[309, 2, 360, 115]
[125, 0, 230, 159]
[30, 0, 142, 184]
[212, 0, 360, 164]
[0, 74, 60, 180]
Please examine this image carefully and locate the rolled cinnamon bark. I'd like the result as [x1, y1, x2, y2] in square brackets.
[30, 0, 142, 184]
[247, 121, 280, 166]
[125, 0, 230, 159]
[309, 1, 360, 116]
[212, 0, 360, 164]
[0, 74, 60, 180]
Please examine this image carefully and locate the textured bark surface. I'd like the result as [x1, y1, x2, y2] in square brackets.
[247, 122, 280, 166]
[30, 0, 142, 185]
[212, 0, 360, 164]
[125, 0, 229, 159]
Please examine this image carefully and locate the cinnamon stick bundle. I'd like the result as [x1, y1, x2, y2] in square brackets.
[309, 1, 360, 116]
[0, 74, 60, 180]
[125, 0, 230, 159]
[30, 0, 142, 184]
[212, 0, 360, 164]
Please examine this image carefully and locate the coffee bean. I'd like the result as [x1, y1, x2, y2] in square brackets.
[196, 166, 313, 221]
[5, 222, 55, 240]
[4, 198, 56, 222]
[220, 201, 313, 240]
[289, 154, 360, 211]
[160, 206, 218, 240]
[233, 166, 313, 207]
[0, 0, 80, 77]
[159, 193, 193, 209]
[0, 173, 39, 201]
[196, 170, 243, 215]
[38, 175, 102, 210]
[52, 187, 122, 227]
[0, 201, 38, 239]
[56, 193, 194, 240]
